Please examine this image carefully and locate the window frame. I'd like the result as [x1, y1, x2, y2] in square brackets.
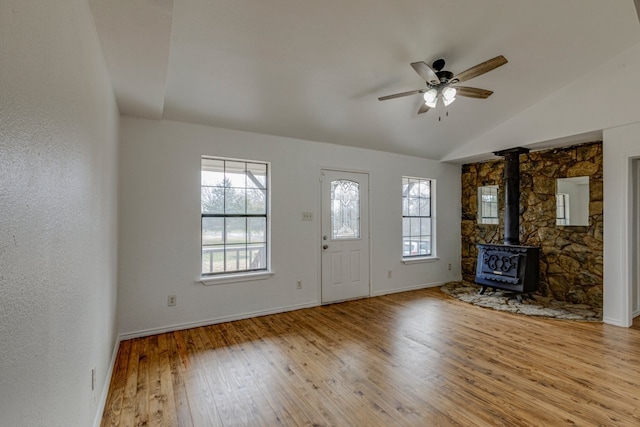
[401, 176, 434, 261]
[200, 156, 271, 281]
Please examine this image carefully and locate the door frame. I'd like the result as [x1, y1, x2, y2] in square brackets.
[633, 159, 640, 319]
[317, 166, 372, 304]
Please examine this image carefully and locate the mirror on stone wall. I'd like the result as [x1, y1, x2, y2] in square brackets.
[478, 185, 499, 224]
[556, 177, 589, 226]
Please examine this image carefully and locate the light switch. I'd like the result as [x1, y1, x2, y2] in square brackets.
[302, 212, 313, 221]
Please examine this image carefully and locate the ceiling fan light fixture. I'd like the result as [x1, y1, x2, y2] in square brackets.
[442, 86, 457, 106]
[442, 95, 455, 107]
[423, 89, 438, 108]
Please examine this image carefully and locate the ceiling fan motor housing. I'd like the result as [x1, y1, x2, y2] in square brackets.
[432, 58, 446, 71]
[436, 70, 453, 84]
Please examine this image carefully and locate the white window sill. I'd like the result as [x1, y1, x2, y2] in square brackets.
[198, 271, 274, 286]
[402, 256, 440, 265]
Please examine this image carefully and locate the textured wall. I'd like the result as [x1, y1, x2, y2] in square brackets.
[461, 142, 603, 307]
[0, 1, 119, 426]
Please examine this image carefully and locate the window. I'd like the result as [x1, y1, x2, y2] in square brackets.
[331, 180, 360, 240]
[402, 177, 432, 258]
[478, 185, 499, 224]
[201, 157, 269, 276]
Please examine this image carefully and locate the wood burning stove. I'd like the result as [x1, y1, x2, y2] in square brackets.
[476, 244, 539, 297]
[474, 147, 540, 299]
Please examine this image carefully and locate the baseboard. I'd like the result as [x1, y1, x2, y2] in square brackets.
[118, 283, 445, 341]
[602, 316, 632, 327]
[118, 301, 319, 341]
[371, 281, 442, 297]
[93, 334, 121, 427]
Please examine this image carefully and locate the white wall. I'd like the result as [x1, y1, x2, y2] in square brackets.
[118, 117, 461, 337]
[0, 1, 119, 426]
[603, 122, 640, 327]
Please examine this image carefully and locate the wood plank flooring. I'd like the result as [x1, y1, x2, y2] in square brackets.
[101, 288, 640, 426]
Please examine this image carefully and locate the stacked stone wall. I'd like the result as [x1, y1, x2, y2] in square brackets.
[461, 141, 603, 307]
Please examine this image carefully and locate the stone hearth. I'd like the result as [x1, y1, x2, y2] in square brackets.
[441, 282, 602, 321]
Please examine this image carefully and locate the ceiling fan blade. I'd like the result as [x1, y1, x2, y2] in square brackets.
[417, 103, 431, 114]
[453, 86, 494, 99]
[378, 89, 424, 101]
[410, 62, 440, 85]
[452, 55, 508, 83]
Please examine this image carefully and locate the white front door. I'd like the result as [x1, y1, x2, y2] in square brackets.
[321, 170, 370, 303]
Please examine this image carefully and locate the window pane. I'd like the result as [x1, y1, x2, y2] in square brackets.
[331, 180, 360, 239]
[225, 161, 247, 188]
[202, 217, 224, 245]
[402, 196, 409, 216]
[419, 197, 430, 217]
[402, 238, 411, 256]
[246, 189, 266, 214]
[408, 179, 420, 197]
[410, 217, 421, 236]
[419, 238, 431, 256]
[403, 238, 415, 256]
[248, 244, 266, 269]
[419, 180, 430, 198]
[201, 159, 224, 185]
[408, 197, 420, 216]
[225, 245, 247, 272]
[247, 163, 267, 189]
[202, 246, 224, 274]
[225, 187, 246, 214]
[201, 186, 224, 214]
[402, 218, 410, 237]
[248, 217, 266, 243]
[226, 217, 246, 244]
[421, 218, 431, 237]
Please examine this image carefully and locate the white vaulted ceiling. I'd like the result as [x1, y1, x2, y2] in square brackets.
[89, 0, 640, 161]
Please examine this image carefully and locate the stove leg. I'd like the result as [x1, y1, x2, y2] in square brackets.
[516, 294, 523, 304]
[479, 286, 487, 295]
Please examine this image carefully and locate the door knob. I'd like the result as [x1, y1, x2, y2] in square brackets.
[323, 245, 328, 250]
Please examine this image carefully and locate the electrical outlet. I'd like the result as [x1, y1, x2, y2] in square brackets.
[387, 270, 392, 279]
[448, 263, 452, 271]
[91, 366, 96, 391]
[168, 295, 176, 306]
[296, 280, 303, 289]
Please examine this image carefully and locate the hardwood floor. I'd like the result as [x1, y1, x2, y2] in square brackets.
[101, 288, 640, 426]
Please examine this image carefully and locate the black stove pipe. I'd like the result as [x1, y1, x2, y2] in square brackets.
[493, 147, 529, 246]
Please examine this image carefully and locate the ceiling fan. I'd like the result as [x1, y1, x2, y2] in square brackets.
[378, 55, 508, 114]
